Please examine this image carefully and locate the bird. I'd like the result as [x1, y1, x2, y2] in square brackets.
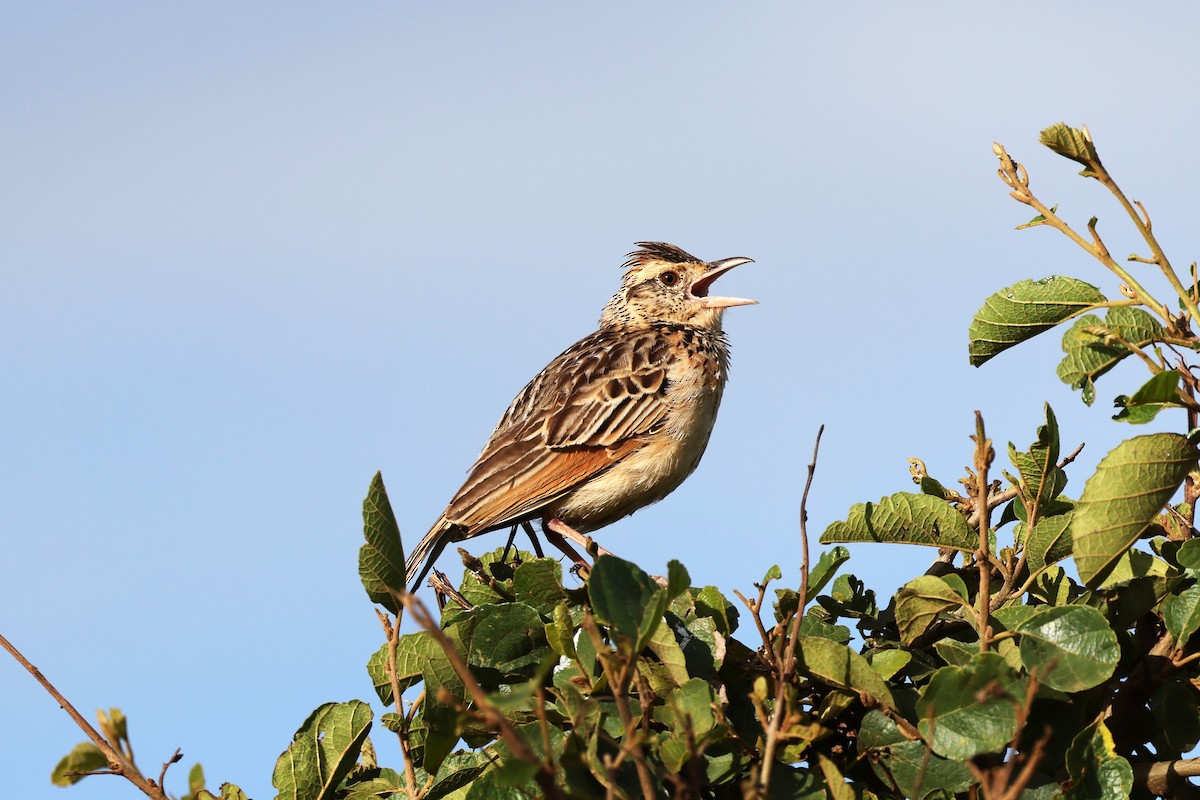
[405, 242, 755, 590]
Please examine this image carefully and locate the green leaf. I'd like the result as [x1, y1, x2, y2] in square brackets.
[859, 710, 972, 798]
[1009, 404, 1065, 512]
[666, 559, 690, 600]
[1040, 122, 1102, 176]
[367, 632, 432, 705]
[1176, 538, 1200, 573]
[587, 555, 668, 651]
[1057, 307, 1163, 404]
[868, 649, 911, 680]
[197, 785, 251, 800]
[1113, 370, 1184, 424]
[969, 276, 1105, 366]
[820, 492, 976, 552]
[916, 653, 1026, 759]
[50, 742, 109, 786]
[359, 472, 407, 614]
[1150, 680, 1200, 753]
[451, 602, 549, 679]
[655, 677, 719, 738]
[1071, 433, 1198, 586]
[1015, 204, 1058, 230]
[1015, 606, 1119, 692]
[1026, 508, 1074, 570]
[511, 558, 567, 616]
[807, 546, 850, 596]
[693, 585, 736, 635]
[1065, 722, 1133, 800]
[272, 700, 373, 800]
[895, 576, 966, 646]
[544, 601, 577, 659]
[795, 636, 895, 710]
[421, 752, 493, 800]
[644, 613, 691, 688]
[1164, 582, 1200, 648]
[181, 762, 206, 800]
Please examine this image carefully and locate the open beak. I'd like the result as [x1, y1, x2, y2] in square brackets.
[689, 256, 756, 309]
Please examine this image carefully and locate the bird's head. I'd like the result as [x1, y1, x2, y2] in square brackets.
[600, 242, 755, 329]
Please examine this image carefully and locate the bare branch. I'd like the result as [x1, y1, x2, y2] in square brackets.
[0, 631, 170, 800]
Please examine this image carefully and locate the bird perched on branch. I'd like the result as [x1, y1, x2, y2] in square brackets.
[406, 242, 755, 590]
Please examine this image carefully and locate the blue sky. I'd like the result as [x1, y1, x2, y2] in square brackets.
[4, 5, 1200, 798]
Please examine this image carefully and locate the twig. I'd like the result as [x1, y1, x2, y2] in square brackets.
[758, 426, 824, 797]
[401, 595, 567, 800]
[428, 570, 473, 610]
[157, 749, 182, 793]
[972, 412, 995, 653]
[374, 608, 420, 799]
[993, 142, 1171, 322]
[0, 631, 170, 800]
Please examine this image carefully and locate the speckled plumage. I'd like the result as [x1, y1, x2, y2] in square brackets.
[406, 242, 754, 589]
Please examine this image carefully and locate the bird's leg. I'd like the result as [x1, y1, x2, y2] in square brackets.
[544, 517, 613, 560]
[541, 517, 592, 577]
[520, 521, 545, 557]
[500, 525, 519, 564]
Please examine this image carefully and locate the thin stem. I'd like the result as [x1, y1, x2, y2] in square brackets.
[375, 608, 420, 799]
[994, 143, 1170, 322]
[402, 595, 567, 800]
[758, 426, 824, 798]
[0, 631, 169, 800]
[1097, 171, 1200, 325]
[973, 412, 995, 653]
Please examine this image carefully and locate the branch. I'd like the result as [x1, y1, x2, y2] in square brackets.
[759, 426, 825, 797]
[1133, 757, 1200, 798]
[972, 412, 996, 653]
[401, 595, 567, 800]
[0, 631, 171, 800]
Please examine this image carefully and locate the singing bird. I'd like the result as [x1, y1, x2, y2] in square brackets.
[405, 242, 755, 589]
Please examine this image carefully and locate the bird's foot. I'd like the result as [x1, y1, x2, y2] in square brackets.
[542, 517, 613, 579]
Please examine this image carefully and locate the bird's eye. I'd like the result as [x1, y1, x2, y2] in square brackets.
[659, 271, 679, 287]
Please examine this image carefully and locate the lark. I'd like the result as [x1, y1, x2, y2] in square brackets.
[406, 242, 754, 589]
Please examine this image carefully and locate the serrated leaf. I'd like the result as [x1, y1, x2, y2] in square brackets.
[1015, 606, 1119, 692]
[895, 576, 967, 646]
[795, 636, 896, 710]
[272, 700, 373, 800]
[644, 612, 691, 688]
[359, 473, 407, 614]
[807, 546, 850, 596]
[868, 649, 911, 680]
[1040, 122, 1102, 175]
[1057, 307, 1163, 404]
[1071, 433, 1198, 586]
[1009, 403, 1065, 512]
[587, 555, 668, 651]
[859, 710, 972, 797]
[1165, 582, 1200, 648]
[50, 742, 109, 786]
[820, 492, 976, 552]
[511, 558, 567, 616]
[1026, 508, 1074, 570]
[367, 632, 434, 705]
[969, 276, 1105, 366]
[1113, 370, 1184, 424]
[1065, 722, 1133, 800]
[916, 653, 1026, 760]
[450, 602, 548, 679]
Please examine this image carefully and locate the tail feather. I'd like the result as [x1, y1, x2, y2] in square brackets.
[406, 517, 456, 591]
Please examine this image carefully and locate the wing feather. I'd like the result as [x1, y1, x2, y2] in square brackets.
[443, 328, 675, 533]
